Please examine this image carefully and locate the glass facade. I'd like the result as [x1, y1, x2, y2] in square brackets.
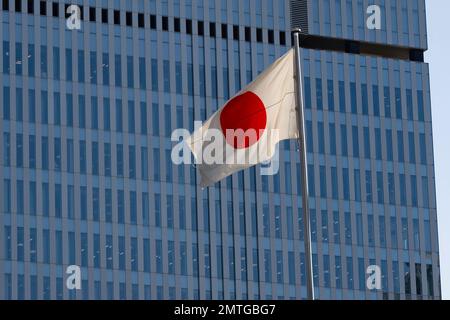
[0, 0, 440, 300]
[308, 0, 427, 49]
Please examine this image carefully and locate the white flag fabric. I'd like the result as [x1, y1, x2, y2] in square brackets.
[187, 49, 299, 187]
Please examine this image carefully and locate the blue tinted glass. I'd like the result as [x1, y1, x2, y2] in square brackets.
[114, 54, 122, 86]
[372, 85, 380, 116]
[388, 173, 396, 204]
[152, 103, 159, 136]
[66, 49, 72, 81]
[29, 90, 36, 123]
[316, 78, 323, 110]
[352, 126, 359, 157]
[340, 124, 348, 156]
[342, 168, 349, 200]
[386, 129, 393, 161]
[127, 56, 134, 88]
[103, 98, 110, 130]
[318, 122, 325, 153]
[384, 87, 391, 118]
[77, 50, 84, 82]
[411, 175, 418, 206]
[28, 44, 36, 77]
[102, 53, 109, 85]
[3, 41, 10, 74]
[408, 132, 416, 163]
[379, 216, 386, 247]
[16, 43, 22, 75]
[306, 121, 314, 153]
[363, 127, 371, 159]
[377, 172, 384, 203]
[346, 257, 354, 289]
[350, 83, 357, 114]
[41, 91, 48, 124]
[365, 170, 373, 203]
[53, 92, 60, 125]
[320, 166, 327, 198]
[139, 57, 146, 89]
[128, 101, 135, 133]
[395, 88, 402, 119]
[2, 86, 10, 120]
[115, 99, 123, 132]
[53, 47, 60, 79]
[327, 80, 335, 111]
[304, 77, 312, 109]
[375, 128, 382, 160]
[152, 59, 158, 91]
[66, 94, 73, 126]
[91, 97, 98, 129]
[339, 81, 346, 113]
[417, 90, 425, 121]
[329, 123, 337, 155]
[331, 167, 338, 199]
[92, 142, 99, 175]
[354, 169, 361, 202]
[41, 46, 48, 77]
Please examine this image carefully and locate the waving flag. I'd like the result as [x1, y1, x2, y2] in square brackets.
[187, 49, 299, 187]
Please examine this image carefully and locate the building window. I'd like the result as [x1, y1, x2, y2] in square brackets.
[186, 19, 192, 34]
[210, 22, 216, 37]
[127, 101, 135, 133]
[101, 8, 108, 23]
[101, 98, 110, 130]
[65, 48, 72, 81]
[91, 97, 98, 129]
[79, 186, 87, 220]
[113, 10, 120, 25]
[114, 54, 122, 86]
[138, 57, 146, 89]
[39, 0, 46, 15]
[162, 16, 169, 31]
[150, 15, 157, 29]
[104, 143, 111, 177]
[198, 20, 204, 36]
[129, 146, 136, 179]
[256, 28, 263, 42]
[42, 229, 50, 263]
[92, 142, 99, 175]
[77, 50, 84, 82]
[116, 144, 124, 177]
[172, 17, 180, 32]
[126, 56, 134, 88]
[89, 51, 97, 84]
[79, 140, 86, 174]
[279, 31, 286, 46]
[118, 236, 125, 270]
[105, 189, 112, 223]
[51, 2, 58, 17]
[115, 99, 123, 132]
[89, 7, 95, 22]
[117, 190, 124, 224]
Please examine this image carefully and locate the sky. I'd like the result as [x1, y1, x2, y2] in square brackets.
[425, 0, 450, 300]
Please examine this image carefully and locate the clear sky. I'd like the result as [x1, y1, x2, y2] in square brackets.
[425, 0, 450, 300]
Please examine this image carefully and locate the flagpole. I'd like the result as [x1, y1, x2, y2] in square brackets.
[292, 28, 315, 301]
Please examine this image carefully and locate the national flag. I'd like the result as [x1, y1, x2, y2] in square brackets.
[186, 49, 299, 187]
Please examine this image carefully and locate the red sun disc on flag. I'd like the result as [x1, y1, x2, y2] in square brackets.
[220, 91, 267, 149]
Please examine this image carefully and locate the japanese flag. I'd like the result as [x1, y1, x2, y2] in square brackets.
[187, 49, 299, 187]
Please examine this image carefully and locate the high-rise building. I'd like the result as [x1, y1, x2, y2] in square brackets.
[0, 0, 440, 300]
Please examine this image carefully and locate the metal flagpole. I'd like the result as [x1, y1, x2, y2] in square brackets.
[292, 28, 315, 301]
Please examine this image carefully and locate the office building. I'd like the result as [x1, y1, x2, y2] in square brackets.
[0, 0, 440, 300]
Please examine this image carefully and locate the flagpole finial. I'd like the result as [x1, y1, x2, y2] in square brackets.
[291, 28, 302, 34]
